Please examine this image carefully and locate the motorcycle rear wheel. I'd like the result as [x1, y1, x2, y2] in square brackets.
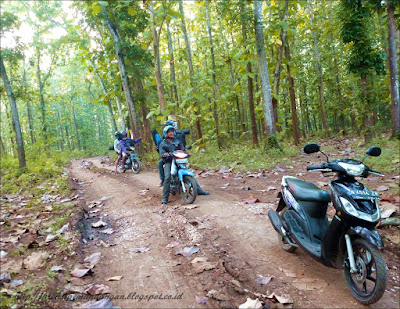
[278, 207, 297, 253]
[181, 176, 197, 204]
[344, 238, 387, 305]
[131, 159, 141, 174]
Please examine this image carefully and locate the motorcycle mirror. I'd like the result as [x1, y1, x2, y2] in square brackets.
[366, 146, 381, 157]
[186, 145, 192, 150]
[303, 143, 320, 154]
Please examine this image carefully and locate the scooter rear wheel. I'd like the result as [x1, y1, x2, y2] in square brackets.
[278, 207, 297, 253]
[131, 159, 141, 174]
[344, 238, 387, 305]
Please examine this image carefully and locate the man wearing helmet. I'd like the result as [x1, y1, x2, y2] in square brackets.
[159, 125, 183, 204]
[159, 122, 209, 204]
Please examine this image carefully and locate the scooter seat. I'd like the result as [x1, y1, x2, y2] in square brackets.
[286, 178, 330, 202]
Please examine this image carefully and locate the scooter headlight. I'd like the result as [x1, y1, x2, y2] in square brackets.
[339, 197, 359, 217]
[339, 197, 380, 222]
[337, 162, 365, 176]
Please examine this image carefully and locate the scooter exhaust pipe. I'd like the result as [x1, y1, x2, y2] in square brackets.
[268, 209, 287, 236]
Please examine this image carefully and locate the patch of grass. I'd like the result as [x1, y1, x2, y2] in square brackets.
[12, 245, 27, 257]
[190, 140, 300, 171]
[51, 210, 72, 232]
[352, 136, 400, 173]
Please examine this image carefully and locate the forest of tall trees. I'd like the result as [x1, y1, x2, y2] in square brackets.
[1, 0, 399, 169]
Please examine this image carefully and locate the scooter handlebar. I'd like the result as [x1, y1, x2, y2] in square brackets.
[307, 165, 323, 170]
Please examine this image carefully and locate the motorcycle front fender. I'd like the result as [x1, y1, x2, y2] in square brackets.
[347, 226, 384, 248]
[178, 168, 194, 181]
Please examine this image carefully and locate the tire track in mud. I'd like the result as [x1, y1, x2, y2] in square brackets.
[69, 157, 398, 308]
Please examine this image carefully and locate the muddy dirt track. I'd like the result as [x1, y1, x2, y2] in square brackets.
[69, 156, 399, 308]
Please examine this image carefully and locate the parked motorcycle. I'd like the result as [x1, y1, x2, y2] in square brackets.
[268, 142, 387, 304]
[168, 149, 197, 204]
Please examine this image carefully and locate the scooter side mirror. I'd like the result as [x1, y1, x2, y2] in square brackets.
[366, 146, 381, 157]
[186, 145, 192, 150]
[304, 143, 320, 154]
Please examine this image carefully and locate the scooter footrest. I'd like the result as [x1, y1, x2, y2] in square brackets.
[284, 210, 322, 258]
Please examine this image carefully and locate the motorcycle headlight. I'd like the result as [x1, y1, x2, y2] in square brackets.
[339, 197, 359, 217]
[339, 197, 380, 222]
[337, 162, 365, 176]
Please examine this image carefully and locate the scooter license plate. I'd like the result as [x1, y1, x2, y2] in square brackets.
[176, 159, 188, 164]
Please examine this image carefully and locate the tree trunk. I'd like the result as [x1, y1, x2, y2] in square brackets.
[361, 75, 372, 143]
[136, 80, 152, 150]
[72, 104, 81, 150]
[387, 3, 400, 138]
[166, 23, 179, 111]
[205, 0, 221, 146]
[149, 2, 166, 112]
[239, 1, 258, 145]
[36, 49, 50, 152]
[178, 0, 202, 141]
[0, 56, 26, 168]
[102, 6, 140, 138]
[253, 0, 276, 135]
[56, 104, 64, 151]
[282, 0, 300, 145]
[23, 58, 35, 143]
[115, 97, 126, 131]
[272, 2, 284, 132]
[309, 1, 329, 136]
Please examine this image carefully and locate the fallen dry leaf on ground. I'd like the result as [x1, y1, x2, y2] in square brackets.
[92, 218, 107, 228]
[238, 297, 263, 309]
[190, 257, 218, 274]
[85, 284, 111, 295]
[244, 196, 260, 204]
[84, 252, 101, 267]
[131, 247, 150, 253]
[24, 252, 45, 270]
[101, 228, 114, 235]
[64, 283, 86, 294]
[380, 195, 396, 203]
[99, 196, 112, 202]
[105, 276, 122, 281]
[71, 268, 91, 278]
[50, 266, 64, 272]
[376, 185, 389, 192]
[267, 292, 293, 304]
[175, 246, 199, 257]
[167, 241, 180, 248]
[255, 275, 273, 285]
[195, 295, 208, 304]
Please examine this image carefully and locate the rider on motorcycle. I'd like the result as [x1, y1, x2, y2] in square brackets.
[159, 125, 209, 205]
[119, 131, 142, 172]
[159, 126, 183, 204]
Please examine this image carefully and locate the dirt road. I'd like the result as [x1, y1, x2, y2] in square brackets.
[69, 157, 399, 308]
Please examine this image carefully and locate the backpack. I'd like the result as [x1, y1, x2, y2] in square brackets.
[151, 129, 162, 150]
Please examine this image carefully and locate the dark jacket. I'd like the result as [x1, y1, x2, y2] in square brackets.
[159, 137, 184, 162]
[175, 128, 190, 149]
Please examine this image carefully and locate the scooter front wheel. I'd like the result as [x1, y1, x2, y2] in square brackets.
[181, 176, 197, 204]
[344, 238, 387, 305]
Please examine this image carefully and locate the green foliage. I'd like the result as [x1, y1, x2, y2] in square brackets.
[339, 0, 385, 76]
